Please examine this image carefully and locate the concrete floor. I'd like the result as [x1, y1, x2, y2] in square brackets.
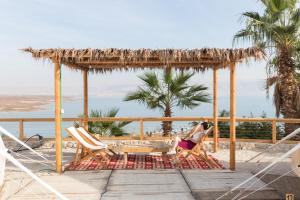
[0, 147, 299, 200]
[1, 169, 284, 200]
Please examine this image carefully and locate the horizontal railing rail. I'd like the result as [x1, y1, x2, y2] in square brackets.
[0, 117, 299, 143]
[1, 116, 300, 123]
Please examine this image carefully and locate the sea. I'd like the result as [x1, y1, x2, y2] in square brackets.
[0, 96, 275, 138]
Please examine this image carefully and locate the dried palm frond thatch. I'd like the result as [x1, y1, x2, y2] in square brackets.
[22, 47, 264, 72]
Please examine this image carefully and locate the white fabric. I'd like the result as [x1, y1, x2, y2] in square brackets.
[0, 127, 68, 200]
[0, 149, 69, 200]
[246, 127, 300, 162]
[77, 127, 107, 148]
[191, 126, 213, 143]
[66, 127, 106, 150]
[190, 131, 205, 143]
[217, 142, 300, 200]
[0, 136, 6, 187]
[291, 149, 300, 177]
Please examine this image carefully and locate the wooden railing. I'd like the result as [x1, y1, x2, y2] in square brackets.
[0, 117, 299, 143]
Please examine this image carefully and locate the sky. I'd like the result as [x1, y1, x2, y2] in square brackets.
[0, 0, 269, 99]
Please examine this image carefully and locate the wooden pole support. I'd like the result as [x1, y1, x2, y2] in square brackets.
[213, 67, 219, 152]
[83, 70, 89, 130]
[54, 62, 62, 174]
[272, 120, 277, 144]
[140, 119, 144, 140]
[229, 63, 236, 171]
[19, 120, 25, 140]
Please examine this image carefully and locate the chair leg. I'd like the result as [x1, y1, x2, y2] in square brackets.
[100, 150, 111, 162]
[200, 150, 214, 168]
[107, 148, 117, 155]
[80, 150, 102, 163]
[173, 149, 185, 167]
[107, 144, 117, 155]
[203, 150, 208, 160]
[184, 152, 191, 159]
[91, 152, 105, 164]
[74, 144, 82, 164]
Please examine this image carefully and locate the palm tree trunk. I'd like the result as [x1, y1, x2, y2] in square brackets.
[162, 67, 172, 136]
[162, 106, 172, 136]
[277, 48, 300, 140]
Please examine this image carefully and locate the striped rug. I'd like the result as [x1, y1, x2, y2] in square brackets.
[65, 154, 225, 171]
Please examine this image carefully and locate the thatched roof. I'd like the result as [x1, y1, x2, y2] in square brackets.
[22, 47, 264, 72]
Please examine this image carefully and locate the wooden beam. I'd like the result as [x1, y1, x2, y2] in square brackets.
[75, 60, 226, 67]
[272, 120, 277, 144]
[19, 120, 25, 140]
[1, 117, 300, 123]
[213, 67, 219, 152]
[54, 62, 62, 174]
[140, 119, 144, 140]
[229, 63, 236, 170]
[83, 70, 88, 130]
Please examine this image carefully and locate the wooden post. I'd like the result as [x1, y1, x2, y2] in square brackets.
[54, 62, 62, 174]
[229, 63, 236, 171]
[272, 120, 277, 144]
[83, 70, 89, 130]
[213, 67, 219, 152]
[19, 120, 25, 140]
[140, 119, 144, 140]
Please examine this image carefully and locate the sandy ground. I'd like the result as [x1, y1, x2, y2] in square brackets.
[0, 95, 73, 112]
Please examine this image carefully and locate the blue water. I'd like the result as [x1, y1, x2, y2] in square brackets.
[0, 96, 275, 137]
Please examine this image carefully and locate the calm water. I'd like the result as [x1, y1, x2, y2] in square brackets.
[0, 96, 275, 137]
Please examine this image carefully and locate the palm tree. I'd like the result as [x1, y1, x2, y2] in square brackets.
[234, 0, 300, 137]
[124, 70, 210, 136]
[75, 108, 131, 136]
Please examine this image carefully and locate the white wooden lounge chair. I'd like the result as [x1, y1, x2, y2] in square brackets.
[77, 127, 107, 148]
[77, 127, 116, 155]
[65, 127, 110, 164]
[175, 126, 214, 166]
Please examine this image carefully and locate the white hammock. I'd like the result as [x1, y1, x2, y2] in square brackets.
[0, 134, 6, 187]
[0, 126, 69, 200]
[217, 127, 300, 200]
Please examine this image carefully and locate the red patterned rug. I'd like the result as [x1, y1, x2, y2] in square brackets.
[65, 154, 225, 170]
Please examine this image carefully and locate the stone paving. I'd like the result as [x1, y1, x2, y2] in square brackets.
[1, 169, 283, 200]
[0, 144, 298, 200]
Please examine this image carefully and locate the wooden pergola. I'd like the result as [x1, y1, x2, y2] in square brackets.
[23, 47, 264, 173]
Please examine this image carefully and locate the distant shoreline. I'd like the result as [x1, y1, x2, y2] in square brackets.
[0, 95, 74, 112]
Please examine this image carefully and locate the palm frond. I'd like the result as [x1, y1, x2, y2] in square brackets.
[139, 72, 160, 90]
[243, 12, 262, 22]
[124, 70, 211, 133]
[265, 76, 279, 89]
[77, 108, 131, 136]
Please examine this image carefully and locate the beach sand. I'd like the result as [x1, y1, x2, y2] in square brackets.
[0, 95, 73, 112]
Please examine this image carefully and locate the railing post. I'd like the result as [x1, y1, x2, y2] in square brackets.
[19, 120, 25, 140]
[272, 120, 277, 144]
[79, 118, 84, 127]
[213, 67, 219, 152]
[140, 119, 144, 140]
[229, 63, 236, 171]
[83, 70, 89, 130]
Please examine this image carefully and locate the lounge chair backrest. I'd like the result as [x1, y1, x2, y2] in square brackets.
[188, 124, 202, 137]
[197, 126, 214, 144]
[77, 127, 107, 148]
[204, 126, 214, 136]
[66, 127, 105, 150]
